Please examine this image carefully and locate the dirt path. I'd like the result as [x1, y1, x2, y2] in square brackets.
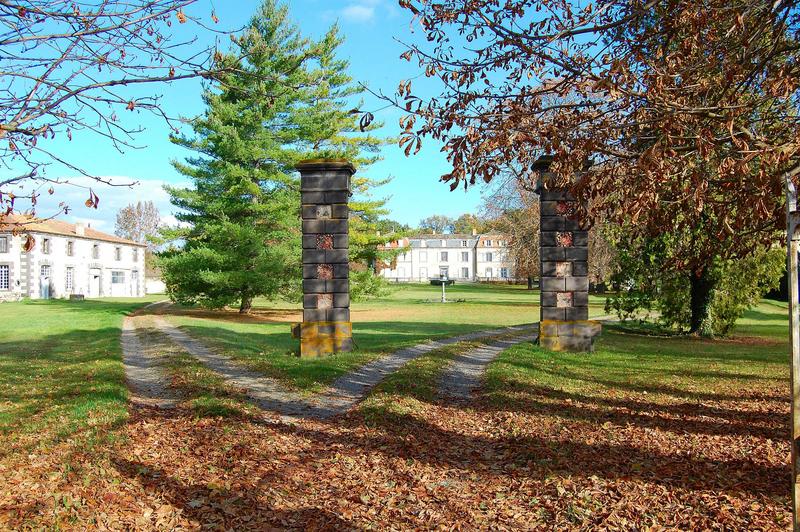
[125, 300, 612, 415]
[151, 316, 315, 418]
[149, 314, 537, 419]
[436, 314, 623, 403]
[121, 309, 181, 408]
[311, 324, 539, 416]
[437, 329, 539, 402]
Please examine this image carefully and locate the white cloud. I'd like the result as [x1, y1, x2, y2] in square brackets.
[24, 176, 186, 234]
[341, 4, 375, 22]
[159, 213, 190, 229]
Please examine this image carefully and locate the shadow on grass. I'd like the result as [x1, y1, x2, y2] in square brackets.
[345, 406, 785, 497]
[148, 304, 301, 324]
[109, 452, 352, 529]
[482, 380, 786, 441]
[109, 405, 787, 519]
[0, 326, 131, 460]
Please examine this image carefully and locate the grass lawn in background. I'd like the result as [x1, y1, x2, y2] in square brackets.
[0, 296, 160, 452]
[159, 283, 609, 391]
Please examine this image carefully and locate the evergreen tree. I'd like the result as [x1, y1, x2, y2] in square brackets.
[159, 0, 390, 313]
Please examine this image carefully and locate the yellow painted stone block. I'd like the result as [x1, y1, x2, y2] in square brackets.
[539, 320, 559, 338]
[297, 321, 354, 357]
[538, 319, 601, 353]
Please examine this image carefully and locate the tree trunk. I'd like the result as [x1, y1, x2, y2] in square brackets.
[527, 275, 534, 290]
[689, 267, 714, 335]
[239, 293, 253, 314]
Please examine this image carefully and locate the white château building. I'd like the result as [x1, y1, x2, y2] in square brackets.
[379, 232, 515, 282]
[0, 215, 146, 301]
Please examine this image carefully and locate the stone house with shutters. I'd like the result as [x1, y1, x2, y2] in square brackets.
[0, 215, 146, 301]
[378, 231, 515, 282]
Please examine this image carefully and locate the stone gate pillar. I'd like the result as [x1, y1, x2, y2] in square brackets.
[293, 159, 354, 357]
[535, 155, 601, 351]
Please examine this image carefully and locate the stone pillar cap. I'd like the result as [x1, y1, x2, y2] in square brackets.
[533, 154, 556, 194]
[296, 159, 356, 174]
[532, 154, 554, 172]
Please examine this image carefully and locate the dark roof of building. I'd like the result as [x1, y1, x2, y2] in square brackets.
[0, 215, 146, 247]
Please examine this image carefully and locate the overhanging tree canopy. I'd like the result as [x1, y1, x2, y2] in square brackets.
[392, 0, 799, 250]
[390, 0, 799, 332]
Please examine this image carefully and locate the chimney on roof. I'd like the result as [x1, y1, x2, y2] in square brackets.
[472, 228, 477, 236]
[75, 222, 85, 236]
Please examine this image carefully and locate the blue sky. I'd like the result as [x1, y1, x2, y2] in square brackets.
[22, 0, 485, 233]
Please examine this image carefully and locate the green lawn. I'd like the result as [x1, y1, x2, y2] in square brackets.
[161, 283, 609, 391]
[486, 300, 788, 404]
[357, 300, 788, 421]
[0, 296, 160, 452]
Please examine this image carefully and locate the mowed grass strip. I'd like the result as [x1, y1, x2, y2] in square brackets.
[159, 283, 605, 392]
[128, 319, 258, 419]
[359, 341, 483, 422]
[359, 330, 537, 423]
[0, 297, 161, 451]
[155, 338, 259, 419]
[486, 301, 787, 404]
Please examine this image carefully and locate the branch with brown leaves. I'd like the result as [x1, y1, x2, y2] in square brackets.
[0, 0, 232, 222]
[394, 0, 799, 263]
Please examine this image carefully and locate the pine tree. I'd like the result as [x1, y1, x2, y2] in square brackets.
[159, 0, 390, 313]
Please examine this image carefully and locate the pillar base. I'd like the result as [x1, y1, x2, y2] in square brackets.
[538, 320, 601, 352]
[291, 321, 353, 357]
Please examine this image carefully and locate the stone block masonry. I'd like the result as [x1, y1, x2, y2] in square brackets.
[539, 320, 602, 352]
[293, 159, 355, 357]
[535, 155, 601, 352]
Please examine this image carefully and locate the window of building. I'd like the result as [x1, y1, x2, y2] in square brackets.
[461, 240, 467, 247]
[485, 240, 493, 247]
[461, 251, 469, 262]
[486, 252, 493, 262]
[500, 268, 509, 278]
[133, 248, 138, 261]
[66, 241, 74, 256]
[112, 271, 125, 284]
[419, 251, 427, 261]
[65, 267, 74, 293]
[40, 265, 51, 278]
[0, 237, 7, 253]
[461, 267, 469, 278]
[114, 247, 121, 261]
[42, 238, 51, 254]
[440, 251, 448, 262]
[0, 265, 8, 290]
[92, 244, 99, 259]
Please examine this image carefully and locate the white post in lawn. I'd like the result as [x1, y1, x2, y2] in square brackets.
[440, 273, 447, 303]
[786, 178, 800, 532]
